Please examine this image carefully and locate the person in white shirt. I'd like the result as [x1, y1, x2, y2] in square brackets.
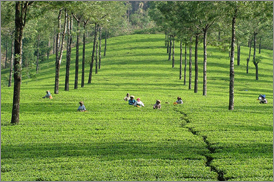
[175, 97, 183, 104]
[134, 98, 144, 107]
[124, 93, 130, 101]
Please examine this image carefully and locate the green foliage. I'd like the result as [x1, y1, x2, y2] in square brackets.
[1, 34, 273, 181]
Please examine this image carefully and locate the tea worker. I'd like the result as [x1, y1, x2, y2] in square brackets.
[124, 93, 130, 101]
[153, 100, 161, 109]
[174, 96, 183, 105]
[77, 101, 86, 112]
[134, 98, 145, 107]
[42, 90, 52, 99]
[128, 95, 136, 105]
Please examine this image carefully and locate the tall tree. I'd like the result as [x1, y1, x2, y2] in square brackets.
[228, 7, 237, 110]
[88, 23, 98, 84]
[224, 1, 249, 110]
[249, 1, 273, 80]
[189, 37, 192, 90]
[253, 32, 259, 80]
[194, 33, 200, 93]
[81, 19, 88, 88]
[65, 14, 72, 91]
[246, 38, 252, 73]
[172, 35, 175, 68]
[184, 43, 187, 85]
[72, 13, 81, 89]
[11, 1, 34, 124]
[55, 8, 67, 94]
[191, 1, 220, 96]
[99, 26, 102, 69]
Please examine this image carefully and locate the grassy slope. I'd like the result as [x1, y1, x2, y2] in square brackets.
[1, 34, 273, 181]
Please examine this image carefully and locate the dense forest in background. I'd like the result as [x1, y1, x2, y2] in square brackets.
[1, 1, 272, 69]
[1, 1, 154, 69]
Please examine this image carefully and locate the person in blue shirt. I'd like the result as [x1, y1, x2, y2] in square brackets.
[257, 94, 267, 104]
[77, 101, 86, 112]
[128, 95, 136, 105]
[42, 90, 52, 99]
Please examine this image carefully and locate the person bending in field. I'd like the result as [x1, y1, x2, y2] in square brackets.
[124, 93, 130, 101]
[174, 96, 183, 105]
[153, 100, 161, 109]
[134, 98, 145, 107]
[257, 94, 267, 104]
[77, 101, 86, 112]
[128, 95, 136, 105]
[42, 90, 52, 99]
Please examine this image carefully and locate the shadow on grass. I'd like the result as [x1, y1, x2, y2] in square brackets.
[1, 102, 75, 113]
[1, 141, 207, 161]
[207, 105, 273, 114]
[2, 141, 272, 162]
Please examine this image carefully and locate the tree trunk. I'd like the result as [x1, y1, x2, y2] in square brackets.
[179, 40, 182, 80]
[184, 43, 187, 85]
[65, 15, 72, 91]
[168, 35, 172, 61]
[237, 44, 240, 66]
[11, 2, 33, 124]
[172, 36, 175, 68]
[88, 23, 98, 84]
[81, 22, 87, 88]
[167, 35, 169, 54]
[253, 32, 259, 80]
[247, 39, 252, 74]
[55, 9, 67, 94]
[254, 63, 258, 80]
[9, 36, 14, 87]
[104, 29, 107, 56]
[21, 38, 24, 67]
[99, 27, 102, 69]
[203, 29, 207, 96]
[194, 34, 199, 93]
[189, 36, 192, 90]
[229, 9, 237, 110]
[74, 18, 80, 89]
[36, 34, 40, 73]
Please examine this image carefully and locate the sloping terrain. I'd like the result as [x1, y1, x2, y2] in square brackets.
[1, 34, 273, 181]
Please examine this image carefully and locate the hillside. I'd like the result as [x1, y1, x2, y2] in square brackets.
[1, 34, 273, 181]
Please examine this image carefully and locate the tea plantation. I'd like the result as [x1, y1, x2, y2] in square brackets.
[1, 34, 273, 181]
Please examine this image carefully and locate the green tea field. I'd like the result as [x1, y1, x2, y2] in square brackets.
[1, 34, 273, 181]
